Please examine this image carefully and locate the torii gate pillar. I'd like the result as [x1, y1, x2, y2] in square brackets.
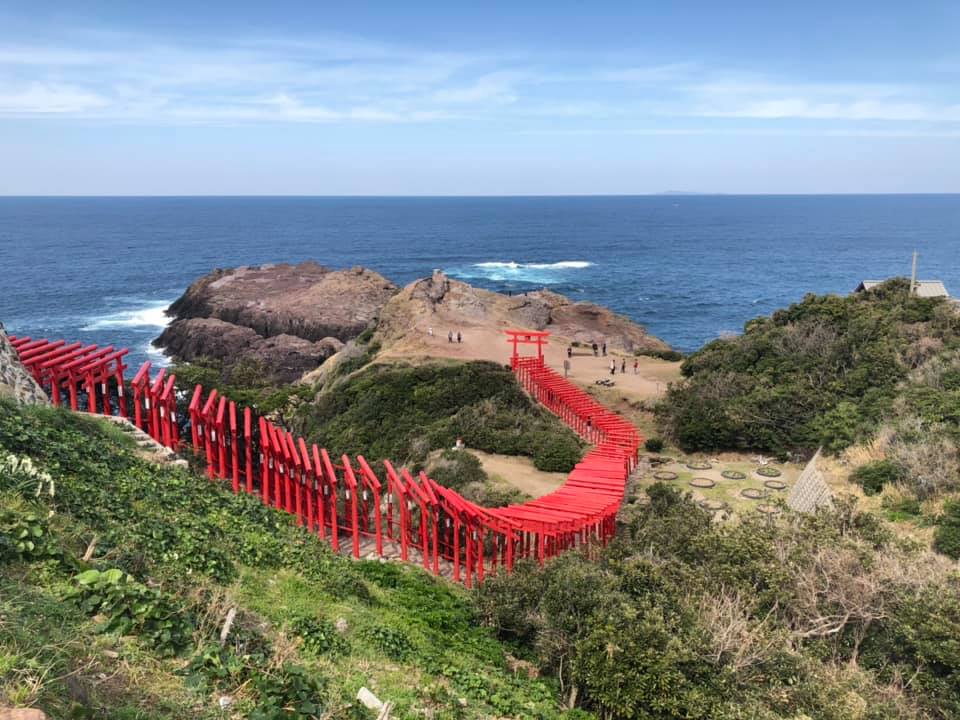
[505, 329, 549, 370]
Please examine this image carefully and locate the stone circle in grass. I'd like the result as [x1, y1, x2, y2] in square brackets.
[689, 477, 715, 489]
[756, 466, 782, 477]
[764, 479, 787, 491]
[741, 488, 768, 500]
[757, 503, 780, 515]
[699, 499, 725, 512]
[685, 460, 712, 470]
[653, 470, 678, 481]
[721, 469, 746, 480]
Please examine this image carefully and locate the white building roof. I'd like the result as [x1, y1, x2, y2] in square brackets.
[857, 280, 950, 298]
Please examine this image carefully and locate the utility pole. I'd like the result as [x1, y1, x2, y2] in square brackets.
[910, 250, 918, 296]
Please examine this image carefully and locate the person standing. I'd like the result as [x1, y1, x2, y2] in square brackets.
[609, 359, 615, 375]
[602, 342, 607, 356]
[457, 331, 462, 343]
[592, 342, 598, 357]
[633, 359, 639, 374]
[448, 331, 453, 343]
[567, 345, 572, 359]
[563, 358, 571, 377]
[428, 327, 433, 337]
[621, 359, 626, 374]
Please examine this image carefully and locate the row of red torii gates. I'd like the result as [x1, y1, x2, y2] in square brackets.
[9, 330, 641, 586]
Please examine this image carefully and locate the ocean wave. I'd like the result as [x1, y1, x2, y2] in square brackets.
[81, 302, 172, 331]
[474, 260, 592, 270]
[450, 260, 594, 285]
[145, 342, 171, 368]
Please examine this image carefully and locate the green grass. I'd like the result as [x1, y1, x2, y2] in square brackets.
[0, 400, 582, 719]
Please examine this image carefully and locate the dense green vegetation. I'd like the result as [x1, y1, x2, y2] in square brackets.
[295, 360, 585, 473]
[658, 279, 960, 457]
[657, 280, 960, 518]
[0, 400, 579, 719]
[478, 484, 960, 720]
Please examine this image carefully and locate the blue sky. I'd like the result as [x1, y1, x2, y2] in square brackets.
[1, 1, 957, 194]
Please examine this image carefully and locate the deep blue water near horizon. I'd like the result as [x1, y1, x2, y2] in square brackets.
[1, 195, 958, 370]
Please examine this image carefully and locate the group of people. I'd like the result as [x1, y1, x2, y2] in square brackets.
[565, 341, 640, 376]
[609, 358, 639, 375]
[427, 327, 463, 343]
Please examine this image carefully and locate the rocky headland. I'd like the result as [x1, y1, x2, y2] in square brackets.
[156, 262, 398, 382]
[156, 263, 670, 384]
[376, 269, 671, 356]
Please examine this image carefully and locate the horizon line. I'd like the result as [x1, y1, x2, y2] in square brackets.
[2, 192, 959, 199]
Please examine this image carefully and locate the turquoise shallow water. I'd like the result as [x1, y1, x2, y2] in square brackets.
[1, 195, 958, 367]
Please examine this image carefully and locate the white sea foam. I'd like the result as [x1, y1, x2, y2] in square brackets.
[453, 260, 594, 285]
[145, 342, 172, 368]
[82, 302, 172, 331]
[474, 260, 592, 270]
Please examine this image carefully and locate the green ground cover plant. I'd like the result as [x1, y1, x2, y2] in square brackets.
[0, 400, 580, 719]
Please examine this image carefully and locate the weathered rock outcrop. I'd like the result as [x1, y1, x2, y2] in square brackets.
[378, 272, 670, 355]
[165, 262, 397, 342]
[156, 262, 396, 383]
[0, 325, 49, 405]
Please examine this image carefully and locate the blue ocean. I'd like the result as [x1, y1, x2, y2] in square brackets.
[1, 195, 958, 369]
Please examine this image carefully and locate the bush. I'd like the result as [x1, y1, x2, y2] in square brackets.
[428, 449, 488, 492]
[644, 437, 665, 453]
[636, 349, 684, 362]
[656, 279, 960, 454]
[533, 435, 582, 473]
[296, 361, 584, 469]
[850, 460, 902, 496]
[934, 500, 960, 559]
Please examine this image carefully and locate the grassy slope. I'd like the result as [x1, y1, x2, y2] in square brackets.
[0, 401, 576, 720]
[294, 360, 585, 473]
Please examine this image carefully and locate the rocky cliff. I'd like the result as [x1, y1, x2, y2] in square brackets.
[376, 270, 670, 355]
[157, 264, 669, 385]
[156, 262, 397, 382]
[0, 325, 49, 405]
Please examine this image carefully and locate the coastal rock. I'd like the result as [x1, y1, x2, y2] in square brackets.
[0, 325, 50, 406]
[156, 263, 396, 383]
[165, 262, 398, 342]
[157, 318, 344, 384]
[377, 272, 670, 355]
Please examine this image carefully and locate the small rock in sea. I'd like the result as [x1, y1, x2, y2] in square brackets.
[218, 695, 233, 710]
[356, 687, 384, 711]
[335, 617, 349, 633]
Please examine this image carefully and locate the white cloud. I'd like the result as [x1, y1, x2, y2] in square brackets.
[0, 29, 957, 133]
[0, 83, 110, 113]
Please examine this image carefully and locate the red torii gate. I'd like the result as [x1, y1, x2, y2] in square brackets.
[506, 329, 549, 370]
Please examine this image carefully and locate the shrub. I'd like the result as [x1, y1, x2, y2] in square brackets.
[934, 500, 960, 559]
[850, 460, 902, 496]
[656, 279, 960, 454]
[636, 349, 684, 362]
[533, 435, 582, 473]
[295, 361, 584, 469]
[428, 449, 488, 492]
[644, 437, 665, 453]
